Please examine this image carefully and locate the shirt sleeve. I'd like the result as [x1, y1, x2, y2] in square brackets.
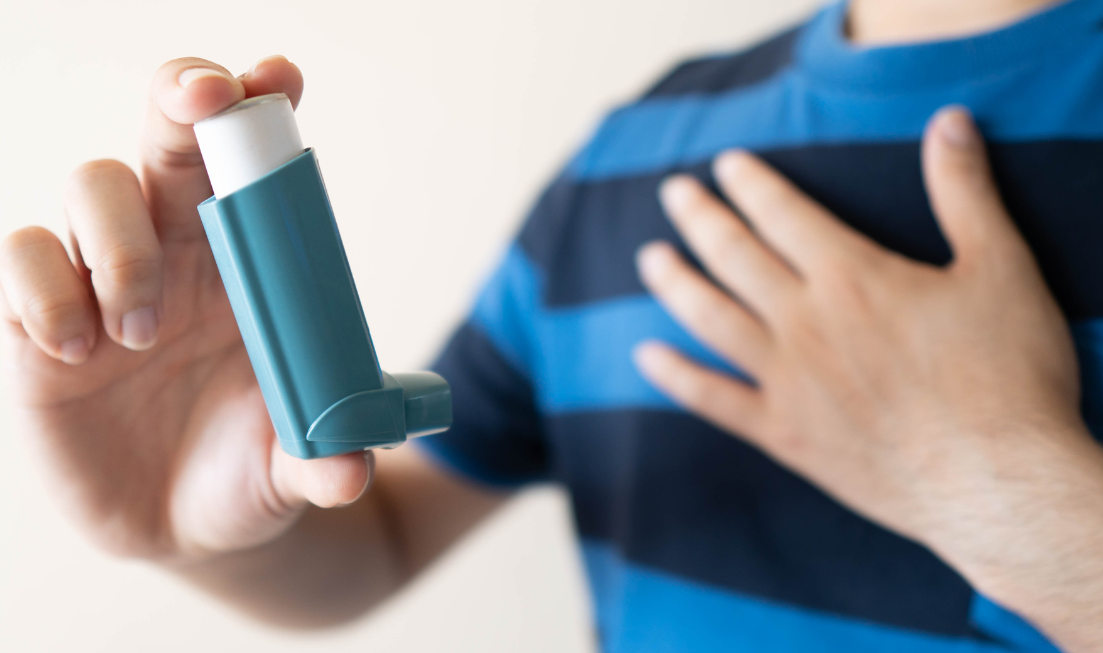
[414, 176, 581, 487]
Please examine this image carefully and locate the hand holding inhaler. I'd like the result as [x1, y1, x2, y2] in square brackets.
[0, 58, 450, 560]
[193, 94, 451, 459]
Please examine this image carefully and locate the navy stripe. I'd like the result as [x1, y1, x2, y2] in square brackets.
[569, 36, 1103, 182]
[472, 245, 1103, 420]
[420, 5, 1103, 651]
[514, 174, 579, 296]
[467, 245, 542, 377]
[522, 141, 1103, 321]
[582, 540, 1037, 653]
[548, 410, 977, 636]
[419, 321, 548, 486]
[642, 26, 802, 99]
[1076, 320, 1103, 437]
[469, 245, 747, 414]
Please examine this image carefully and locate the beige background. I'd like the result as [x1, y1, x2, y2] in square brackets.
[0, 1, 821, 651]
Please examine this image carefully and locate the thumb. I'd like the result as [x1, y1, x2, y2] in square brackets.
[921, 107, 1027, 268]
[271, 445, 375, 510]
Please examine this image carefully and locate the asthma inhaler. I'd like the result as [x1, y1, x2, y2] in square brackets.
[194, 93, 451, 460]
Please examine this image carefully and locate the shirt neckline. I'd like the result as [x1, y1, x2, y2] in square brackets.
[795, 0, 1103, 91]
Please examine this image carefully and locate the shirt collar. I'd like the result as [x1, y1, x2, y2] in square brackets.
[795, 0, 1103, 91]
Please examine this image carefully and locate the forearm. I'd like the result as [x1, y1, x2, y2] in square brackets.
[926, 423, 1103, 653]
[169, 487, 406, 628]
[167, 447, 508, 629]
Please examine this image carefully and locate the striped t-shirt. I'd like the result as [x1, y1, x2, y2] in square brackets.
[420, 1, 1103, 650]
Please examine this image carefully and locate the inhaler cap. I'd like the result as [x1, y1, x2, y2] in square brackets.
[194, 93, 304, 199]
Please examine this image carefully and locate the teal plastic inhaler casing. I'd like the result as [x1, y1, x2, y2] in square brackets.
[193, 94, 451, 460]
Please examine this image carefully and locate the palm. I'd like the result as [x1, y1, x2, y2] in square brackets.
[0, 58, 368, 561]
[11, 234, 287, 556]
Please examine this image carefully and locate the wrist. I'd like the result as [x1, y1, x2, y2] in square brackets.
[919, 420, 1103, 649]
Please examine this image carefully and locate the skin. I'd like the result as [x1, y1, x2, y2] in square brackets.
[0, 56, 505, 626]
[848, 0, 1060, 44]
[0, 0, 1097, 646]
[634, 110, 1103, 651]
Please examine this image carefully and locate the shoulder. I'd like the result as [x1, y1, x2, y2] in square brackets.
[570, 22, 810, 180]
[517, 22, 811, 276]
[641, 25, 804, 100]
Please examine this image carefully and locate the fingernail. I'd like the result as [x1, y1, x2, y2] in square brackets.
[247, 54, 288, 76]
[637, 242, 674, 281]
[59, 337, 89, 365]
[339, 452, 375, 507]
[936, 107, 979, 149]
[633, 341, 667, 372]
[713, 149, 748, 179]
[660, 176, 697, 212]
[121, 307, 158, 350]
[178, 67, 231, 88]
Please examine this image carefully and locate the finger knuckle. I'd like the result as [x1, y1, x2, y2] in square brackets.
[683, 295, 719, 326]
[784, 308, 830, 353]
[93, 243, 162, 289]
[1, 227, 57, 260]
[682, 293, 722, 326]
[710, 227, 752, 263]
[679, 371, 719, 407]
[819, 262, 876, 310]
[768, 424, 808, 458]
[66, 159, 136, 199]
[23, 289, 86, 333]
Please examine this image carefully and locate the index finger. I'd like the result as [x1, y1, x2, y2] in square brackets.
[139, 56, 304, 242]
[713, 150, 884, 272]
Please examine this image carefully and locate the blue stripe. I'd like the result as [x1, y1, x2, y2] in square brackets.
[569, 43, 1103, 182]
[535, 296, 751, 411]
[473, 245, 1103, 424]
[468, 245, 543, 376]
[582, 540, 1023, 653]
[470, 246, 749, 414]
[970, 595, 1060, 653]
[799, 1, 1103, 92]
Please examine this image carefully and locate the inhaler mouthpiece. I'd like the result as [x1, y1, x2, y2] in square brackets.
[194, 93, 304, 199]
